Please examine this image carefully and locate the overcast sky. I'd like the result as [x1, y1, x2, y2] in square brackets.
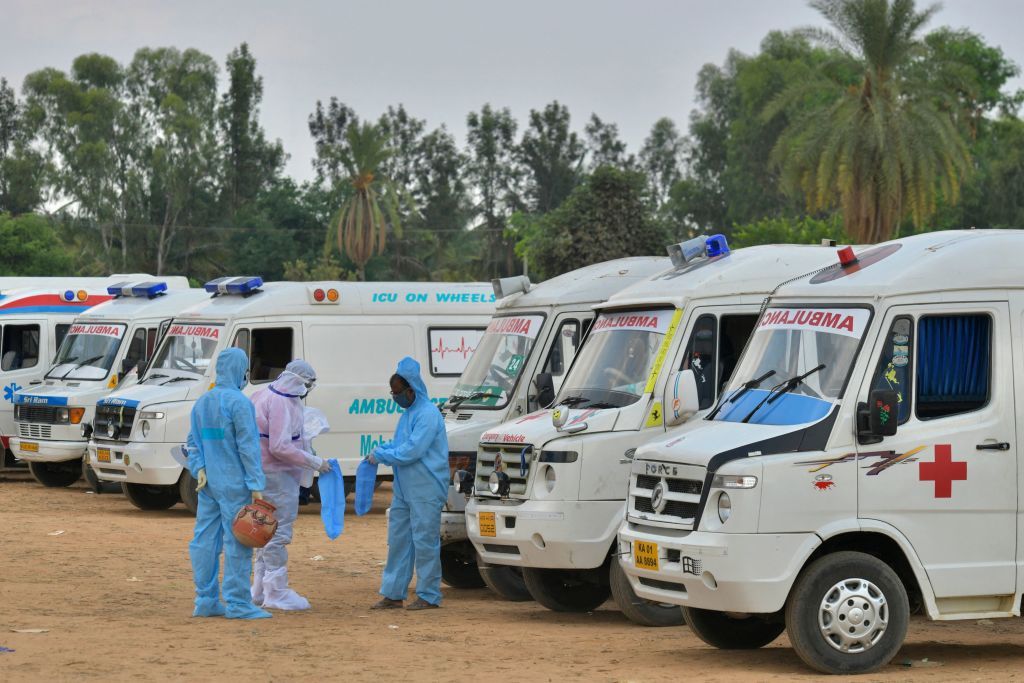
[4, 0, 1023, 182]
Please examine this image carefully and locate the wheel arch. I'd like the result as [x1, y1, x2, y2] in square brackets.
[808, 523, 936, 619]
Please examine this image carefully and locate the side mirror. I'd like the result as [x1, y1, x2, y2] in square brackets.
[121, 358, 136, 377]
[534, 372, 556, 409]
[664, 369, 700, 427]
[858, 389, 898, 444]
[868, 389, 898, 436]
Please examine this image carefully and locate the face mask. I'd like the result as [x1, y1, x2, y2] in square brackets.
[394, 391, 414, 409]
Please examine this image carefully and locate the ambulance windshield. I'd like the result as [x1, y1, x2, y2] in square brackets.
[148, 322, 224, 379]
[47, 323, 127, 381]
[713, 307, 871, 426]
[556, 309, 673, 410]
[452, 314, 544, 409]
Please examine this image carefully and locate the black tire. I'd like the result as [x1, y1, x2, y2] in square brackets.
[683, 607, 784, 648]
[478, 558, 532, 601]
[343, 476, 355, 499]
[178, 471, 199, 515]
[122, 482, 180, 511]
[440, 542, 486, 588]
[609, 559, 685, 627]
[82, 458, 119, 494]
[29, 460, 81, 487]
[785, 551, 909, 675]
[522, 566, 611, 612]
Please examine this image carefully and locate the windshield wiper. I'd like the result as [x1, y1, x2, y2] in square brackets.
[140, 373, 169, 383]
[46, 357, 78, 379]
[161, 376, 198, 385]
[58, 355, 104, 379]
[741, 364, 825, 424]
[446, 391, 491, 411]
[707, 370, 776, 420]
[558, 395, 590, 407]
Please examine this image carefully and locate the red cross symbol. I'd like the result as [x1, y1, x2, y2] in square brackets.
[918, 444, 967, 498]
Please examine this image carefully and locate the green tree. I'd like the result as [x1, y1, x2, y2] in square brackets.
[308, 97, 357, 187]
[465, 104, 522, 277]
[730, 215, 849, 247]
[516, 166, 666, 280]
[584, 114, 634, 171]
[0, 213, 73, 274]
[771, 0, 971, 243]
[330, 122, 405, 281]
[219, 43, 285, 214]
[0, 77, 45, 215]
[639, 117, 685, 209]
[518, 101, 584, 214]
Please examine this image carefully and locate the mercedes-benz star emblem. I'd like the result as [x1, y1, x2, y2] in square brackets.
[650, 481, 667, 514]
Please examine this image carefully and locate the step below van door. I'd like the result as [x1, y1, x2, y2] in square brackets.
[856, 302, 1016, 599]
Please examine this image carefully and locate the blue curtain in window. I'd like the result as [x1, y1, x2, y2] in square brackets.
[917, 315, 990, 404]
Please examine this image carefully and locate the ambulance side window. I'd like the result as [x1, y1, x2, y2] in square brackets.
[124, 328, 148, 371]
[870, 316, 913, 424]
[543, 320, 582, 381]
[55, 324, 71, 351]
[1, 324, 40, 370]
[146, 327, 158, 358]
[232, 329, 250, 355]
[249, 328, 293, 383]
[681, 315, 717, 409]
[718, 314, 758, 391]
[915, 314, 991, 420]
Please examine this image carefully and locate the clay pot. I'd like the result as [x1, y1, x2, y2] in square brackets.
[232, 498, 279, 548]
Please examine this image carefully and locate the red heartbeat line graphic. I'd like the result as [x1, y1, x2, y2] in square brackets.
[432, 337, 478, 360]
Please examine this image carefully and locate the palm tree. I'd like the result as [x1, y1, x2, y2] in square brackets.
[330, 122, 404, 280]
[771, 0, 971, 243]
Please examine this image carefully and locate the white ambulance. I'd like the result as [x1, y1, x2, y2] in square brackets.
[439, 257, 669, 594]
[88, 278, 495, 513]
[0, 286, 114, 472]
[465, 239, 844, 626]
[11, 279, 198, 486]
[618, 230, 1024, 673]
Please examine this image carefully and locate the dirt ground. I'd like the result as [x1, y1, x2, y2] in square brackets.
[2, 479, 1024, 682]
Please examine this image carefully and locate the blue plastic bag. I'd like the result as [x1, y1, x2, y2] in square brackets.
[355, 458, 378, 516]
[318, 459, 345, 539]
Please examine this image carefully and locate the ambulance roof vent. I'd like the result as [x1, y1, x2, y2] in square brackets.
[492, 275, 531, 300]
[204, 276, 264, 297]
[106, 281, 168, 299]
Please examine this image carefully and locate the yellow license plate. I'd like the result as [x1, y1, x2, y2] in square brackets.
[479, 511, 496, 537]
[20, 441, 39, 453]
[634, 540, 660, 571]
[97, 448, 111, 463]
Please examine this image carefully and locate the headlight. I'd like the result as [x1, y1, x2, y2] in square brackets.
[712, 474, 758, 489]
[140, 420, 150, 438]
[488, 470, 511, 497]
[718, 492, 732, 523]
[107, 421, 118, 438]
[488, 471, 501, 494]
[57, 408, 69, 422]
[543, 465, 556, 492]
[139, 411, 164, 420]
[81, 422, 93, 439]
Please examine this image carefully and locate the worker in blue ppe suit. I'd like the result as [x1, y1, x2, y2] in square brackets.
[369, 356, 448, 610]
[186, 347, 270, 620]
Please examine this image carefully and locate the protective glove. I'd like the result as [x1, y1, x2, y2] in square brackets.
[317, 458, 332, 474]
[195, 468, 207, 492]
[252, 490, 264, 502]
[367, 454, 378, 466]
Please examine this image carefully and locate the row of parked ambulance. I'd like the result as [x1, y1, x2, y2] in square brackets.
[1, 228, 1019, 674]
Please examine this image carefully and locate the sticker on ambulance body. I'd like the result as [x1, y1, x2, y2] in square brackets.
[758, 307, 871, 338]
[485, 315, 544, 339]
[166, 324, 222, 339]
[67, 323, 126, 338]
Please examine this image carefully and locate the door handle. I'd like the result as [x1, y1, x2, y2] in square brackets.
[976, 442, 1010, 451]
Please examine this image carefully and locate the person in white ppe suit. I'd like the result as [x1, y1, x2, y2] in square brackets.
[250, 359, 331, 610]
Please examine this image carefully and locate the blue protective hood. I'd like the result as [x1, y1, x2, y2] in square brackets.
[215, 348, 249, 390]
[396, 356, 428, 403]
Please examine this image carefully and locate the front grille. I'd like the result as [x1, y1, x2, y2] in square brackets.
[474, 442, 536, 497]
[18, 423, 52, 439]
[629, 464, 705, 526]
[18, 405, 62, 424]
[94, 404, 137, 442]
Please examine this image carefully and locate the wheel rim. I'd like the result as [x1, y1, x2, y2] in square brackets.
[818, 578, 888, 653]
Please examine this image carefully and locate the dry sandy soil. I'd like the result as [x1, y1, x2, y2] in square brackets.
[2, 479, 1024, 682]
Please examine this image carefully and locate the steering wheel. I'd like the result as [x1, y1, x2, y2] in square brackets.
[604, 367, 631, 385]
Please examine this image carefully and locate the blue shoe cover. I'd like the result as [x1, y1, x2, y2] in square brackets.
[226, 603, 272, 620]
[193, 599, 226, 617]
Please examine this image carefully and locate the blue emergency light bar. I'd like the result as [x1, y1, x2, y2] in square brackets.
[106, 281, 168, 299]
[204, 276, 264, 296]
[706, 234, 730, 257]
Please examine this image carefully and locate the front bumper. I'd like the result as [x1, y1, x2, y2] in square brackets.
[617, 521, 820, 614]
[10, 437, 86, 463]
[467, 498, 623, 569]
[88, 440, 182, 486]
